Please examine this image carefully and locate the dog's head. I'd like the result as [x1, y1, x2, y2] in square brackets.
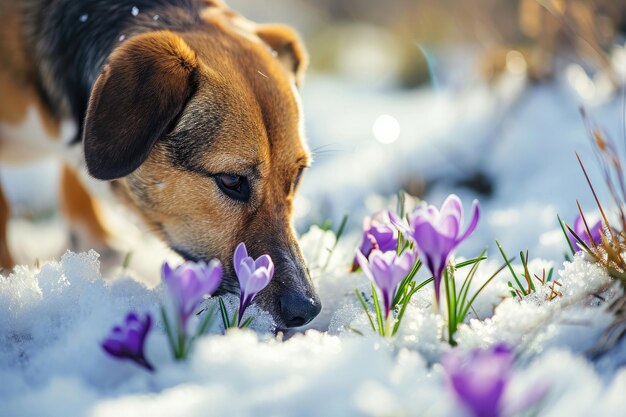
[82, 7, 320, 328]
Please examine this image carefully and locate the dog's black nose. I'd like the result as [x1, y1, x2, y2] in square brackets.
[279, 292, 321, 328]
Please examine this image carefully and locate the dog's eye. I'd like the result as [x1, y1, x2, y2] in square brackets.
[220, 174, 242, 189]
[216, 174, 250, 201]
[294, 167, 304, 189]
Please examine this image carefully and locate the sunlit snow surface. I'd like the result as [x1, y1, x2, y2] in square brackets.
[1, 228, 626, 416]
[3, 72, 626, 415]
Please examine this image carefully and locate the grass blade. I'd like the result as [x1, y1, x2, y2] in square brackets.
[392, 282, 414, 336]
[231, 308, 239, 328]
[346, 326, 364, 336]
[160, 305, 178, 357]
[444, 269, 456, 344]
[520, 250, 535, 293]
[323, 213, 349, 271]
[195, 305, 216, 337]
[392, 258, 422, 308]
[558, 214, 576, 256]
[355, 289, 376, 332]
[335, 213, 349, 242]
[460, 262, 508, 319]
[457, 249, 487, 314]
[565, 224, 593, 254]
[397, 190, 406, 219]
[454, 256, 487, 269]
[496, 240, 524, 292]
[218, 297, 230, 330]
[370, 283, 385, 336]
[122, 251, 133, 269]
[240, 316, 254, 328]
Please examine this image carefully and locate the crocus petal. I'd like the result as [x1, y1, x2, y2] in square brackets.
[457, 199, 480, 243]
[356, 250, 375, 282]
[266, 257, 275, 281]
[233, 242, 248, 277]
[371, 223, 396, 245]
[451, 375, 504, 417]
[443, 344, 514, 417]
[440, 194, 463, 224]
[358, 233, 376, 258]
[245, 269, 272, 296]
[353, 214, 400, 272]
[357, 248, 417, 319]
[576, 218, 604, 247]
[162, 260, 222, 330]
[233, 246, 275, 323]
[102, 339, 126, 356]
[573, 215, 583, 235]
[237, 260, 254, 292]
[388, 209, 411, 236]
[125, 312, 140, 324]
[255, 254, 271, 271]
[102, 312, 152, 369]
[369, 251, 392, 292]
[413, 221, 452, 269]
[411, 220, 455, 305]
[162, 262, 173, 281]
[589, 220, 604, 245]
[203, 259, 223, 295]
[394, 249, 416, 282]
[438, 213, 460, 239]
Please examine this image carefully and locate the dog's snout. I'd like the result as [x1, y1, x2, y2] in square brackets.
[279, 292, 321, 328]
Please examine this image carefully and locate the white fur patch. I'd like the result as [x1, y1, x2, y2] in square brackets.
[0, 106, 77, 164]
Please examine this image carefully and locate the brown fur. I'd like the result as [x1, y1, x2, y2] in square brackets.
[0, 179, 12, 269]
[0, 1, 59, 137]
[83, 31, 199, 179]
[0, 1, 319, 327]
[105, 21, 313, 316]
[59, 165, 111, 245]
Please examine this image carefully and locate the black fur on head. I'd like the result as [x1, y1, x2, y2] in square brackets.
[23, 0, 207, 144]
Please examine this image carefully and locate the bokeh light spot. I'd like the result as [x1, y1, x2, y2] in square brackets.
[372, 114, 400, 144]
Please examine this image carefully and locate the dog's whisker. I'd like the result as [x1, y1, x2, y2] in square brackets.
[257, 70, 269, 78]
[310, 143, 339, 153]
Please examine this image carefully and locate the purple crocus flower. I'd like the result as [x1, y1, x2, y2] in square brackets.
[351, 212, 399, 271]
[233, 242, 275, 324]
[569, 214, 604, 251]
[442, 343, 513, 417]
[102, 312, 154, 371]
[442, 344, 546, 417]
[393, 194, 479, 307]
[356, 248, 417, 319]
[162, 260, 223, 330]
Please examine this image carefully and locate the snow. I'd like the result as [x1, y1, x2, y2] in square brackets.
[3, 50, 626, 415]
[0, 250, 623, 416]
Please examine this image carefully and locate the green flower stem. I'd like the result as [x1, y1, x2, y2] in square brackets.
[383, 314, 395, 337]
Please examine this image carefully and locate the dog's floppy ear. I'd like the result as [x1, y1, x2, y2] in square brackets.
[256, 24, 308, 87]
[84, 31, 198, 180]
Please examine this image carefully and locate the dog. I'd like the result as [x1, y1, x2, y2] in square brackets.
[0, 0, 321, 329]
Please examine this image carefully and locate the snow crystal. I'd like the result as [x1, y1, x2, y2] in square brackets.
[131, 6, 139, 16]
[79, 14, 88, 23]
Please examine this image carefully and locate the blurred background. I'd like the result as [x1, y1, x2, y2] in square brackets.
[4, 0, 626, 278]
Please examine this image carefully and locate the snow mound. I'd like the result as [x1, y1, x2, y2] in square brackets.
[2, 234, 626, 416]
